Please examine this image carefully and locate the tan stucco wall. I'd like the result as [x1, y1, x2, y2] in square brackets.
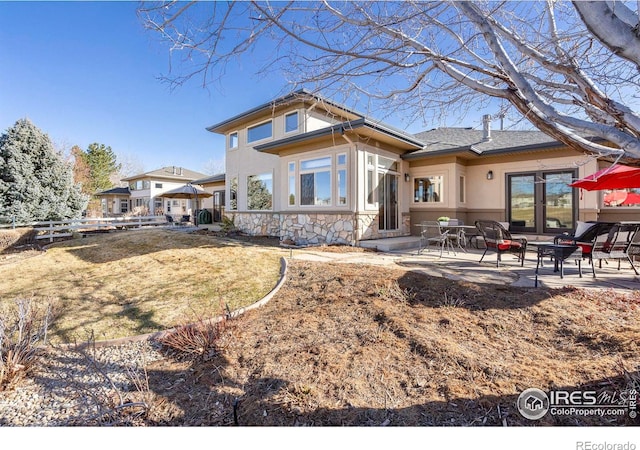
[407, 149, 602, 233]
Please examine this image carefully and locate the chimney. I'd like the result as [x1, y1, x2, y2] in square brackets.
[172, 166, 176, 175]
[178, 167, 183, 176]
[482, 114, 492, 141]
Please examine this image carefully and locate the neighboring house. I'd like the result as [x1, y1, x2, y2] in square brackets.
[191, 173, 226, 222]
[206, 89, 629, 245]
[207, 90, 638, 245]
[97, 166, 208, 217]
[94, 187, 131, 216]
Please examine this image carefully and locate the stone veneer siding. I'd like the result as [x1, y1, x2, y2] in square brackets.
[229, 211, 410, 246]
[281, 213, 355, 246]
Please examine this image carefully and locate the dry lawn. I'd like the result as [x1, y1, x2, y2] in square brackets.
[142, 259, 640, 426]
[0, 229, 284, 342]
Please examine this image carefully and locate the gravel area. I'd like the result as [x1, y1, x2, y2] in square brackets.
[0, 340, 165, 426]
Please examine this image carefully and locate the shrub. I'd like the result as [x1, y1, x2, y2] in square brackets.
[220, 214, 237, 235]
[157, 316, 229, 360]
[0, 298, 55, 391]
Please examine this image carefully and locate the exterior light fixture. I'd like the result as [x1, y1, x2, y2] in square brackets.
[487, 170, 494, 180]
[404, 173, 410, 182]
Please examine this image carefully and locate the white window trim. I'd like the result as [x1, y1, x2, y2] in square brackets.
[228, 131, 239, 150]
[300, 156, 333, 207]
[246, 172, 274, 211]
[284, 111, 299, 135]
[412, 174, 445, 205]
[228, 175, 238, 211]
[247, 120, 273, 144]
[336, 153, 348, 207]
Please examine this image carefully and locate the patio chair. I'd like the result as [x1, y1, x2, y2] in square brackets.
[475, 220, 527, 267]
[418, 221, 455, 257]
[445, 219, 467, 250]
[165, 214, 175, 226]
[554, 221, 617, 275]
[588, 222, 640, 278]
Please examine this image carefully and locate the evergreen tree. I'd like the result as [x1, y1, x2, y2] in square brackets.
[84, 142, 120, 194]
[0, 119, 88, 222]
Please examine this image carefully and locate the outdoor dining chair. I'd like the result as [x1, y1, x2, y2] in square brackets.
[475, 220, 527, 267]
[418, 221, 455, 257]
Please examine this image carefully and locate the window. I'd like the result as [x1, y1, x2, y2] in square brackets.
[154, 198, 163, 214]
[285, 112, 298, 133]
[288, 162, 296, 206]
[155, 183, 163, 189]
[229, 132, 238, 149]
[300, 157, 331, 206]
[229, 177, 238, 210]
[143, 180, 150, 189]
[459, 175, 466, 203]
[120, 199, 128, 214]
[603, 188, 640, 207]
[247, 121, 272, 143]
[367, 155, 375, 205]
[337, 153, 347, 206]
[414, 176, 443, 203]
[247, 173, 273, 210]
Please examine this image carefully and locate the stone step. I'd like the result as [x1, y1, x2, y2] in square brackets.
[358, 236, 421, 252]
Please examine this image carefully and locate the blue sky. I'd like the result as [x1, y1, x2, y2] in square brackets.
[0, 1, 500, 178]
[0, 1, 295, 175]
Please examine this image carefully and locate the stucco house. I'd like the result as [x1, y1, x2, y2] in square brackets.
[96, 166, 208, 218]
[206, 89, 633, 245]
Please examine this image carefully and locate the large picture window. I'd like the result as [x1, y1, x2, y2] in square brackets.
[300, 157, 331, 206]
[414, 176, 443, 203]
[247, 121, 272, 143]
[247, 173, 273, 210]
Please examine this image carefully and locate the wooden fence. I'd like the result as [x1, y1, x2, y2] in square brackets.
[0, 215, 169, 243]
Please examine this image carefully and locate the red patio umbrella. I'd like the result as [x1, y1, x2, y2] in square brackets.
[570, 164, 640, 191]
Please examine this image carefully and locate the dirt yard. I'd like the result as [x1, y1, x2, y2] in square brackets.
[141, 256, 640, 426]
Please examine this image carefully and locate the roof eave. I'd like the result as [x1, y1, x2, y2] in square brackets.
[254, 119, 424, 154]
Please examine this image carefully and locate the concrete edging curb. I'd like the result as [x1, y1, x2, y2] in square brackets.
[58, 256, 289, 350]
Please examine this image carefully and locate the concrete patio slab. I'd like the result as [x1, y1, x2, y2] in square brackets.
[290, 244, 640, 293]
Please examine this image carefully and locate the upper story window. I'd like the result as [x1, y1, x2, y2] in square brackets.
[285, 112, 299, 133]
[129, 180, 150, 191]
[247, 120, 273, 143]
[229, 132, 238, 149]
[155, 183, 163, 189]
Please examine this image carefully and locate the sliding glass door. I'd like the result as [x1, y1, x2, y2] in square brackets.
[507, 170, 576, 234]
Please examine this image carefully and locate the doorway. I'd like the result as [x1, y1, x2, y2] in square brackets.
[378, 172, 399, 231]
[213, 190, 225, 223]
[507, 170, 577, 234]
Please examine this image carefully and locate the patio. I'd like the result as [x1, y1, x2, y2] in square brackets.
[297, 237, 640, 292]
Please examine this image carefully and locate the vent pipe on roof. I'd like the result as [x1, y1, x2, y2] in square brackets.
[482, 114, 492, 141]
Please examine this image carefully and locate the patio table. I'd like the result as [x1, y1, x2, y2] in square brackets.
[529, 242, 583, 287]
